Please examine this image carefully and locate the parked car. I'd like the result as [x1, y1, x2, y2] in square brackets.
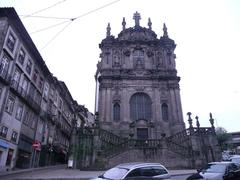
[230, 155, 240, 164]
[91, 162, 171, 180]
[186, 161, 240, 180]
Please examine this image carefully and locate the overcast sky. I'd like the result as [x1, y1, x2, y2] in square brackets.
[1, 0, 240, 132]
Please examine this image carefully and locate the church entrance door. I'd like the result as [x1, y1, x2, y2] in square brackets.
[137, 128, 148, 139]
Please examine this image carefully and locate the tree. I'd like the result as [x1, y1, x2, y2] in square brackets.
[216, 127, 230, 151]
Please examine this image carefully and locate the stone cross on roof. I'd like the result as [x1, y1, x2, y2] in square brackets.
[133, 11, 141, 27]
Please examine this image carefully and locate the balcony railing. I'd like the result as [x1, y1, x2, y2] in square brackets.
[26, 94, 41, 113]
[10, 79, 41, 114]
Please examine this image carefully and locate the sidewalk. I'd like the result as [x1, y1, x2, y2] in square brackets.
[0, 164, 67, 177]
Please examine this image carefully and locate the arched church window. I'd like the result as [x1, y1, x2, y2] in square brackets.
[130, 93, 151, 121]
[113, 103, 120, 122]
[133, 50, 144, 68]
[162, 103, 168, 121]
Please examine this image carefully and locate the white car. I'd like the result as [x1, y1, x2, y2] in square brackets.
[187, 161, 240, 180]
[230, 155, 240, 164]
[91, 162, 171, 180]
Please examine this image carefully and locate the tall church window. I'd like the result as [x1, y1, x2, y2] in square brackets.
[113, 103, 120, 122]
[162, 103, 168, 121]
[133, 50, 144, 68]
[130, 93, 151, 121]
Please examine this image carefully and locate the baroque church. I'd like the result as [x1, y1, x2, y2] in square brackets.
[73, 12, 220, 169]
[96, 12, 185, 139]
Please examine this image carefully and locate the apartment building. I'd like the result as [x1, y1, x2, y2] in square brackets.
[0, 8, 89, 170]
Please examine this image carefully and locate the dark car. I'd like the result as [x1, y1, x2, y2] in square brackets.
[90, 162, 171, 180]
[187, 161, 240, 180]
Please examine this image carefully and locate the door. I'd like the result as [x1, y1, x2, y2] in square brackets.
[137, 128, 148, 139]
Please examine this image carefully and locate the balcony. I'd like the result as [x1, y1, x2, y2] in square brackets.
[10, 80, 41, 114]
[0, 69, 11, 84]
[26, 94, 41, 114]
[10, 80, 28, 98]
[40, 110, 58, 126]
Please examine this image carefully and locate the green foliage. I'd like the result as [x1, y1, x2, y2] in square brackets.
[215, 127, 230, 151]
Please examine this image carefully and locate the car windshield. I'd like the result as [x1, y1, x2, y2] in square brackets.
[202, 164, 226, 173]
[103, 167, 129, 180]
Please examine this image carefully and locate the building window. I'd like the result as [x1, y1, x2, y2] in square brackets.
[23, 110, 30, 125]
[130, 93, 151, 121]
[53, 93, 58, 105]
[162, 103, 168, 121]
[113, 103, 120, 122]
[6, 33, 16, 52]
[22, 76, 29, 93]
[58, 98, 63, 110]
[5, 95, 15, 114]
[11, 131, 18, 142]
[0, 126, 8, 138]
[133, 50, 144, 68]
[32, 69, 38, 83]
[38, 119, 43, 134]
[11, 68, 21, 89]
[35, 91, 41, 105]
[43, 83, 49, 98]
[15, 103, 24, 121]
[29, 83, 35, 100]
[49, 88, 54, 99]
[38, 77, 43, 90]
[18, 48, 26, 65]
[0, 53, 10, 75]
[30, 114, 37, 129]
[26, 59, 32, 75]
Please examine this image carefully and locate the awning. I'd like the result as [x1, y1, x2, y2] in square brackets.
[0, 139, 9, 149]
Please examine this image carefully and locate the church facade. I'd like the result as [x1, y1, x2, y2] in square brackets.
[95, 12, 185, 139]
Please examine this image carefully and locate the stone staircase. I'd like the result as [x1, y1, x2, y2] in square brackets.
[95, 128, 196, 168]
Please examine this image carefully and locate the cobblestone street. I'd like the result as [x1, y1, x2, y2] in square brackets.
[0, 165, 195, 180]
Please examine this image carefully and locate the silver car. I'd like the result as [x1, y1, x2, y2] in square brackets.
[91, 162, 171, 180]
[186, 161, 240, 180]
[230, 155, 240, 164]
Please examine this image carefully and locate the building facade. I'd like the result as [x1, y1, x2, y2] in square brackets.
[227, 131, 240, 154]
[0, 8, 89, 171]
[96, 12, 185, 139]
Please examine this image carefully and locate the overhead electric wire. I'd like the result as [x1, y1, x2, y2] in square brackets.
[20, 15, 73, 20]
[73, 0, 121, 20]
[21, 0, 120, 21]
[30, 20, 70, 34]
[40, 21, 72, 50]
[22, 0, 67, 18]
[39, 0, 121, 50]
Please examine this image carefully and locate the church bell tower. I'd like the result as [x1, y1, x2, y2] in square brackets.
[95, 12, 185, 139]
